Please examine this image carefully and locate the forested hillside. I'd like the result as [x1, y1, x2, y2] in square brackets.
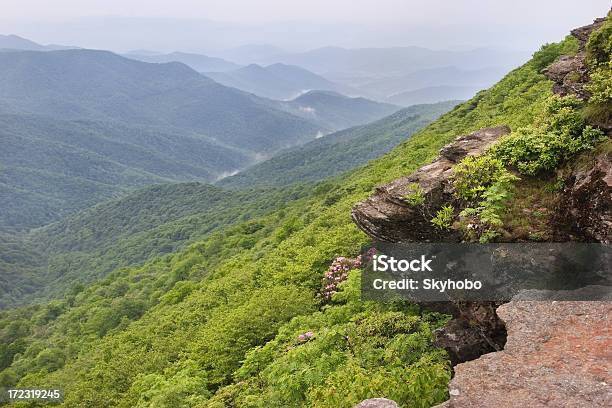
[0, 115, 250, 230]
[274, 91, 400, 130]
[1, 13, 604, 406]
[219, 101, 456, 188]
[0, 49, 325, 230]
[0, 101, 451, 306]
[0, 49, 322, 152]
[0, 183, 313, 308]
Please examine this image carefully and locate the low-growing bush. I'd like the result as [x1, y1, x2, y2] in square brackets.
[431, 206, 454, 230]
[452, 156, 507, 200]
[490, 96, 605, 175]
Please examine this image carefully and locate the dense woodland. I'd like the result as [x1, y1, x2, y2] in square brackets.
[0, 11, 609, 408]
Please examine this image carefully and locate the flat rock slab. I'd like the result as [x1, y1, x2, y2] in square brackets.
[437, 301, 611, 407]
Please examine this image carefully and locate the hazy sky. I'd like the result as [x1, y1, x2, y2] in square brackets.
[1, 0, 609, 52]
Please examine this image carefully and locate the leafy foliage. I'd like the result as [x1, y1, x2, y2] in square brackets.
[458, 171, 519, 243]
[430, 206, 454, 230]
[451, 156, 508, 200]
[490, 95, 605, 175]
[403, 183, 426, 207]
[584, 11, 612, 125]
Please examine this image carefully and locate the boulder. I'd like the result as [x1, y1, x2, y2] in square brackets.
[570, 16, 607, 47]
[434, 301, 612, 408]
[542, 53, 590, 100]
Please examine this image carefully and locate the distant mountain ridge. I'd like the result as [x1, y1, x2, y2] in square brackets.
[206, 62, 354, 100]
[0, 49, 323, 152]
[0, 34, 77, 51]
[387, 85, 483, 106]
[273, 90, 400, 130]
[126, 51, 241, 72]
[248, 45, 529, 76]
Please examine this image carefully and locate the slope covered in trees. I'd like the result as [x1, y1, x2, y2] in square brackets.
[0, 115, 251, 230]
[274, 90, 400, 131]
[219, 101, 457, 189]
[0, 182, 312, 308]
[0, 49, 326, 230]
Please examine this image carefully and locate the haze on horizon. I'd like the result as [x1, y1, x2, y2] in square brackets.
[1, 0, 609, 53]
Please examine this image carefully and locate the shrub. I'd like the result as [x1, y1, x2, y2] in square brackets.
[431, 206, 454, 230]
[490, 96, 605, 175]
[585, 11, 612, 67]
[452, 156, 507, 200]
[459, 171, 519, 243]
[585, 14, 612, 125]
[403, 183, 425, 207]
[531, 36, 579, 71]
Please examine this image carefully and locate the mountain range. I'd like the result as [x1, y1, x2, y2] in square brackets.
[206, 63, 353, 100]
[0, 48, 404, 231]
[0, 34, 76, 51]
[219, 101, 457, 188]
[126, 51, 241, 72]
[273, 90, 400, 130]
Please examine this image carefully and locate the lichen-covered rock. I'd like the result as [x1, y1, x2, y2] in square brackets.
[355, 398, 400, 408]
[555, 146, 612, 243]
[351, 126, 510, 243]
[435, 301, 612, 408]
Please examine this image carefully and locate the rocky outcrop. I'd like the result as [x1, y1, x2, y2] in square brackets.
[543, 54, 591, 100]
[351, 126, 510, 243]
[435, 301, 611, 408]
[570, 16, 607, 47]
[355, 398, 400, 408]
[543, 15, 607, 101]
[352, 126, 512, 366]
[555, 145, 612, 243]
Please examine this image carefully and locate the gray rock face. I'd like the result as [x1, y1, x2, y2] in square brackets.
[435, 301, 612, 408]
[351, 126, 510, 243]
[543, 14, 608, 102]
[555, 146, 612, 243]
[570, 16, 607, 47]
[355, 398, 400, 408]
[433, 301, 506, 366]
[543, 53, 590, 100]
